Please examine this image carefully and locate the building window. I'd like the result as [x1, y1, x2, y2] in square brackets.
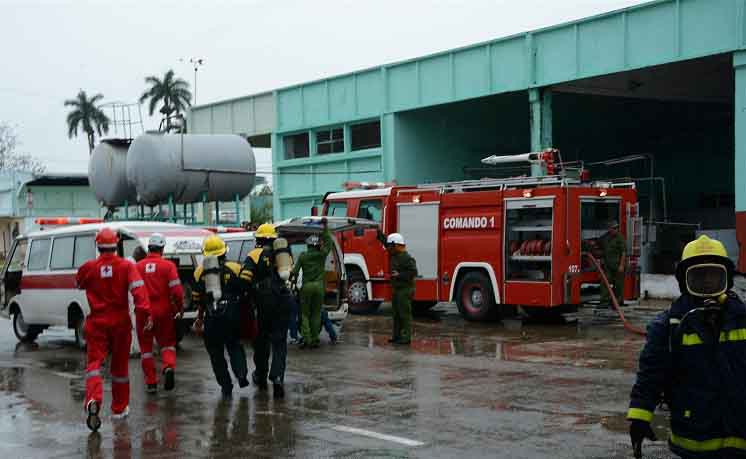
[284, 132, 310, 159]
[316, 127, 344, 155]
[351, 121, 381, 151]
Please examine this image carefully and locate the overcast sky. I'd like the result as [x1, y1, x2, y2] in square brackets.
[0, 0, 647, 178]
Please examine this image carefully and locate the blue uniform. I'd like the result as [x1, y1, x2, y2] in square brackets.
[628, 293, 746, 458]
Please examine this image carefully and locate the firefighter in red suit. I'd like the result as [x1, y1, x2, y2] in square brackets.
[76, 228, 151, 432]
[135, 233, 184, 394]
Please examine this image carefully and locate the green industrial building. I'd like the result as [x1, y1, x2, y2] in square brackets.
[190, 0, 746, 269]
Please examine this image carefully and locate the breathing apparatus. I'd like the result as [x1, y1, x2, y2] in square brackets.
[273, 237, 293, 281]
[202, 235, 227, 315]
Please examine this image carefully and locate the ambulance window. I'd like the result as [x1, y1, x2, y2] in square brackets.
[239, 240, 255, 261]
[74, 235, 96, 267]
[7, 239, 27, 273]
[27, 239, 51, 271]
[326, 201, 347, 217]
[50, 236, 75, 270]
[225, 241, 242, 262]
[357, 200, 382, 222]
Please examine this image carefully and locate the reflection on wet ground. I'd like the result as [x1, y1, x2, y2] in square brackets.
[0, 303, 667, 458]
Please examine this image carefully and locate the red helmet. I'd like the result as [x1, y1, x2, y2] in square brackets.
[95, 228, 119, 249]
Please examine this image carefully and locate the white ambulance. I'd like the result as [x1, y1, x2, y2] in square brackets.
[0, 221, 211, 348]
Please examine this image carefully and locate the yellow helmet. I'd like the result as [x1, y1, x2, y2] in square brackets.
[202, 235, 227, 257]
[681, 235, 728, 261]
[256, 223, 277, 239]
[676, 235, 734, 298]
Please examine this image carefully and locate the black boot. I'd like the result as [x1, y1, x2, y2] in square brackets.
[252, 370, 268, 391]
[164, 368, 175, 391]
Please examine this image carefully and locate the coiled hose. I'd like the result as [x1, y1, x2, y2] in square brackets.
[582, 252, 646, 336]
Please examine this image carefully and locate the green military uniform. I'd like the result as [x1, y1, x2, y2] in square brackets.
[291, 229, 332, 346]
[599, 231, 626, 307]
[390, 250, 418, 343]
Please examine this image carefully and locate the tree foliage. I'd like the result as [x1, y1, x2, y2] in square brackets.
[64, 90, 110, 154]
[0, 123, 46, 175]
[139, 69, 192, 132]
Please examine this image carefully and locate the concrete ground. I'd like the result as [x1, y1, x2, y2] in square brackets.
[0, 303, 677, 458]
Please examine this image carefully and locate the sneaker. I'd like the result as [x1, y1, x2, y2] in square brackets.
[252, 371, 268, 391]
[86, 400, 101, 432]
[164, 368, 175, 391]
[221, 386, 233, 398]
[147, 383, 158, 394]
[111, 406, 129, 420]
[289, 338, 303, 345]
[273, 383, 285, 399]
[329, 336, 338, 345]
[238, 377, 249, 388]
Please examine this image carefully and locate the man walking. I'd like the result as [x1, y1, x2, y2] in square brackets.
[77, 228, 151, 431]
[135, 234, 183, 393]
[291, 222, 333, 349]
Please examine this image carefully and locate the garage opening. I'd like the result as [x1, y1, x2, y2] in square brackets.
[552, 53, 734, 271]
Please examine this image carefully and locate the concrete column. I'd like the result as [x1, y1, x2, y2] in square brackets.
[382, 113, 397, 182]
[529, 88, 553, 152]
[271, 132, 282, 221]
[734, 51, 746, 271]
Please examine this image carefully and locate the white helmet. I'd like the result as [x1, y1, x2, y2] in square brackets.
[148, 233, 166, 249]
[386, 233, 405, 246]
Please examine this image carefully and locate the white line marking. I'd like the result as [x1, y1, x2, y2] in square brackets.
[332, 425, 424, 447]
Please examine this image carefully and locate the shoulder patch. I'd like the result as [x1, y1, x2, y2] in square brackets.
[248, 248, 263, 264]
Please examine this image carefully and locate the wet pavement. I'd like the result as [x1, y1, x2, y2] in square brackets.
[0, 303, 677, 458]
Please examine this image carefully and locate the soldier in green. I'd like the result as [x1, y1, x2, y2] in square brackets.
[599, 220, 626, 308]
[385, 233, 418, 345]
[291, 220, 333, 349]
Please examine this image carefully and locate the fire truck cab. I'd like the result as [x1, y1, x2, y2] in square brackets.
[323, 154, 641, 321]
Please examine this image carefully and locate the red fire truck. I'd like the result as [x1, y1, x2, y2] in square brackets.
[321, 150, 641, 321]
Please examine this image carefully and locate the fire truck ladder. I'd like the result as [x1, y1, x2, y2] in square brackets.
[414, 175, 582, 193]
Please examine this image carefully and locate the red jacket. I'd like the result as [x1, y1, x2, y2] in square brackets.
[136, 252, 184, 314]
[77, 252, 150, 319]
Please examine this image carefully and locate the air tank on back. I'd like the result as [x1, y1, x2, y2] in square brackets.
[126, 133, 256, 206]
[89, 139, 138, 207]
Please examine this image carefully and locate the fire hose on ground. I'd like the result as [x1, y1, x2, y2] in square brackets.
[582, 252, 647, 336]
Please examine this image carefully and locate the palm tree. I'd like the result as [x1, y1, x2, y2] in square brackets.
[139, 69, 192, 132]
[65, 90, 110, 154]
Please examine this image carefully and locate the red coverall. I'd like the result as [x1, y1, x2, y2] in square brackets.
[136, 252, 183, 385]
[77, 252, 150, 415]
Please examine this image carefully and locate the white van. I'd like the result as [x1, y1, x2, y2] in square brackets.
[218, 217, 379, 322]
[0, 221, 212, 348]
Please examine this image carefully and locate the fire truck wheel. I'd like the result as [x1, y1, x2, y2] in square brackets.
[456, 271, 497, 321]
[347, 268, 380, 314]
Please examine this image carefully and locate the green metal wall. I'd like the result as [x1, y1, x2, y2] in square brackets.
[189, 0, 746, 219]
[21, 185, 101, 218]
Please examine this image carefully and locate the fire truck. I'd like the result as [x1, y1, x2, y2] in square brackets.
[321, 149, 641, 321]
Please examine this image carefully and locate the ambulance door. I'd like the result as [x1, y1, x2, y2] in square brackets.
[397, 199, 440, 301]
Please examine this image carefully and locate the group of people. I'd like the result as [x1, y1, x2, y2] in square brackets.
[77, 219, 410, 433]
[76, 229, 184, 432]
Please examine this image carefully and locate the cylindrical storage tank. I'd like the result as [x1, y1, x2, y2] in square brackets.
[89, 139, 138, 207]
[126, 133, 255, 205]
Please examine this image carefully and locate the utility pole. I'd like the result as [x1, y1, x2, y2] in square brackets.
[180, 57, 205, 105]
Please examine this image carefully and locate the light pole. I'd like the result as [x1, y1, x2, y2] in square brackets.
[180, 57, 205, 105]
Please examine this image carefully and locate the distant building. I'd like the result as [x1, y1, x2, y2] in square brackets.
[0, 172, 102, 258]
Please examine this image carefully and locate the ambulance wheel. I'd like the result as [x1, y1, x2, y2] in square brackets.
[13, 308, 41, 343]
[456, 271, 497, 322]
[347, 268, 379, 314]
[73, 310, 87, 350]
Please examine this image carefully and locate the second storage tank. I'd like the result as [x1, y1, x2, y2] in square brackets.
[126, 133, 256, 206]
